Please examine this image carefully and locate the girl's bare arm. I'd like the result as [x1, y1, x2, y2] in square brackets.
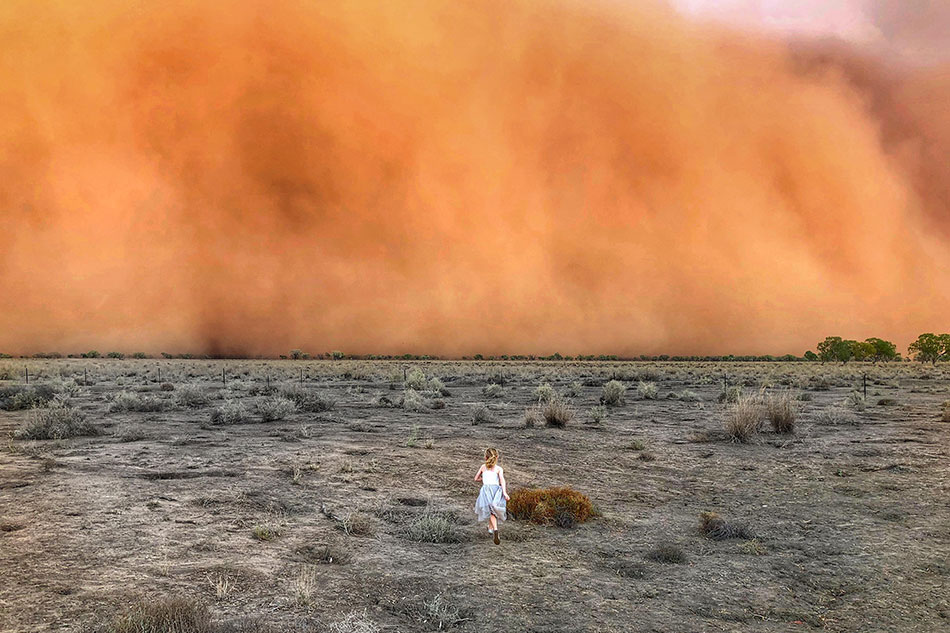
[474, 464, 484, 482]
[499, 467, 509, 499]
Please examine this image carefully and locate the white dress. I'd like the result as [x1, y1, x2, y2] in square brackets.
[474, 466, 506, 522]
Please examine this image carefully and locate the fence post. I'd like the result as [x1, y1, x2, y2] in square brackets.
[25, 367, 29, 384]
[84, 368, 88, 386]
[863, 373, 867, 399]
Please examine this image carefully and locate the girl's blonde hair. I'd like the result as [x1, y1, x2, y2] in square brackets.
[484, 447, 499, 469]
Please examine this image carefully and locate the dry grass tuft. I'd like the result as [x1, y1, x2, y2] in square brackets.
[405, 512, 464, 543]
[637, 381, 658, 400]
[942, 400, 950, 423]
[765, 391, 797, 433]
[646, 542, 687, 564]
[698, 511, 753, 540]
[341, 512, 376, 537]
[724, 394, 764, 442]
[541, 397, 574, 428]
[469, 403, 495, 425]
[105, 596, 213, 633]
[326, 610, 381, 633]
[508, 487, 595, 527]
[176, 385, 210, 409]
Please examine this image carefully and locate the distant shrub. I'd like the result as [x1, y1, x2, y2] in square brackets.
[107, 352, 125, 359]
[565, 381, 583, 398]
[587, 405, 607, 425]
[470, 403, 494, 425]
[844, 391, 867, 411]
[176, 385, 210, 408]
[534, 383, 556, 403]
[257, 396, 296, 422]
[541, 397, 574, 428]
[482, 383, 503, 398]
[718, 385, 741, 403]
[405, 512, 463, 543]
[279, 385, 335, 412]
[401, 388, 427, 412]
[210, 400, 250, 425]
[105, 597, 212, 633]
[110, 390, 166, 413]
[508, 487, 595, 527]
[426, 376, 450, 397]
[816, 406, 858, 425]
[698, 511, 753, 540]
[405, 368, 427, 390]
[637, 381, 658, 400]
[601, 380, 626, 406]
[678, 390, 701, 402]
[724, 395, 765, 442]
[15, 404, 100, 440]
[765, 391, 797, 433]
[646, 542, 687, 564]
[0, 365, 16, 381]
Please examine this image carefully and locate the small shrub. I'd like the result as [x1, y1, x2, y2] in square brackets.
[406, 424, 420, 447]
[470, 404, 494, 425]
[176, 385, 210, 409]
[405, 368, 427, 390]
[251, 522, 282, 541]
[482, 383, 503, 398]
[110, 390, 166, 413]
[507, 487, 594, 527]
[405, 512, 463, 543]
[724, 394, 764, 442]
[942, 401, 950, 423]
[646, 542, 687, 564]
[844, 391, 867, 411]
[14, 404, 101, 440]
[257, 396, 296, 422]
[210, 400, 250, 425]
[678, 390, 700, 402]
[341, 512, 375, 536]
[279, 385, 335, 412]
[327, 610, 381, 633]
[718, 385, 741, 403]
[401, 593, 469, 630]
[401, 388, 427, 412]
[5, 384, 56, 410]
[587, 405, 607, 425]
[765, 391, 797, 433]
[565, 381, 583, 398]
[698, 511, 753, 540]
[637, 381, 658, 400]
[541, 397, 574, 428]
[534, 383, 556, 403]
[160, 383, 175, 391]
[601, 380, 626, 406]
[426, 376, 450, 397]
[876, 397, 897, 407]
[105, 597, 213, 633]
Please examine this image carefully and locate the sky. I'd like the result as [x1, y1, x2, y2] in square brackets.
[0, 0, 947, 357]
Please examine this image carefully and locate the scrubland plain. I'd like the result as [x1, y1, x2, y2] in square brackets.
[1, 359, 948, 632]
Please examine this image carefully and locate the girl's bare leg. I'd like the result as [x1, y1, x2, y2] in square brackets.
[489, 515, 497, 532]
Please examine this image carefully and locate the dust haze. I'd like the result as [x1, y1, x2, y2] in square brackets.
[1, 0, 948, 357]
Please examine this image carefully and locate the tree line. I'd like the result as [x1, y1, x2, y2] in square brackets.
[810, 333, 950, 364]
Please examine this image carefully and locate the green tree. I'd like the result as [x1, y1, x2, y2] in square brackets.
[803, 350, 818, 361]
[817, 337, 854, 363]
[908, 333, 950, 365]
[864, 338, 898, 363]
[850, 340, 874, 362]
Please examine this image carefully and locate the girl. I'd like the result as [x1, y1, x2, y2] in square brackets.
[474, 447, 509, 544]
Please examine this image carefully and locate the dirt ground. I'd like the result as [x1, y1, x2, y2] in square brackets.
[1, 359, 948, 632]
